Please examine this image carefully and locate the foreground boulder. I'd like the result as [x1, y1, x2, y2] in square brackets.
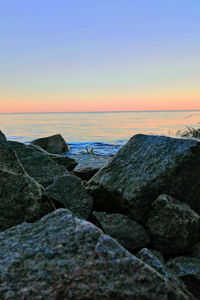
[0, 141, 68, 187]
[87, 134, 200, 222]
[0, 209, 193, 299]
[146, 194, 200, 253]
[0, 130, 6, 142]
[46, 174, 93, 219]
[31, 134, 69, 154]
[0, 147, 54, 231]
[93, 211, 150, 250]
[167, 256, 200, 299]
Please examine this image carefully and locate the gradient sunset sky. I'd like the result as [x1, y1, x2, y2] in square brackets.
[1, 0, 200, 113]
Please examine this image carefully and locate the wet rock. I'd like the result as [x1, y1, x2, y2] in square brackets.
[146, 194, 200, 253]
[93, 211, 150, 250]
[167, 256, 200, 299]
[0, 147, 54, 231]
[72, 154, 111, 180]
[0, 141, 68, 187]
[0, 130, 6, 142]
[46, 174, 93, 219]
[87, 134, 200, 222]
[0, 209, 194, 299]
[31, 134, 69, 154]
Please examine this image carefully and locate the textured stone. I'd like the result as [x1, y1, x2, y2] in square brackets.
[46, 174, 93, 219]
[87, 134, 200, 222]
[73, 154, 111, 180]
[167, 256, 200, 299]
[0, 141, 68, 187]
[146, 194, 200, 253]
[0, 209, 193, 299]
[0, 130, 6, 142]
[0, 147, 54, 231]
[31, 134, 69, 154]
[93, 211, 150, 250]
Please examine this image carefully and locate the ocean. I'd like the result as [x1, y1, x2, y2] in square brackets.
[1, 110, 200, 155]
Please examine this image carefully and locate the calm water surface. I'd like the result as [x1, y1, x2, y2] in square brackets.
[1, 111, 200, 155]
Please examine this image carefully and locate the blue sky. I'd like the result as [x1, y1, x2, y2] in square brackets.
[1, 1, 200, 112]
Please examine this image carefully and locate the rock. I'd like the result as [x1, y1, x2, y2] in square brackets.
[31, 134, 69, 154]
[46, 174, 93, 219]
[0, 141, 68, 187]
[72, 154, 111, 180]
[137, 248, 177, 280]
[0, 130, 6, 142]
[192, 243, 200, 258]
[0, 147, 54, 231]
[167, 256, 200, 299]
[0, 209, 194, 299]
[29, 143, 78, 171]
[146, 194, 200, 253]
[93, 211, 150, 250]
[87, 134, 200, 223]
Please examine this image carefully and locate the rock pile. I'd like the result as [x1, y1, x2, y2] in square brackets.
[1, 131, 200, 299]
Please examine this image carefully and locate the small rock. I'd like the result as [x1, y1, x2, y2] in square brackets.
[0, 130, 6, 142]
[31, 134, 69, 154]
[93, 211, 150, 250]
[146, 194, 200, 253]
[46, 174, 93, 219]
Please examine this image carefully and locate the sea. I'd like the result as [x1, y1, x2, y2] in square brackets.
[1, 110, 200, 156]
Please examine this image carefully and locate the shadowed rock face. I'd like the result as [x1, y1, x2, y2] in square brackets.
[46, 174, 93, 219]
[31, 134, 69, 154]
[0, 141, 68, 187]
[87, 134, 200, 223]
[0, 209, 194, 300]
[93, 211, 150, 250]
[0, 147, 54, 231]
[0, 130, 6, 142]
[146, 194, 200, 254]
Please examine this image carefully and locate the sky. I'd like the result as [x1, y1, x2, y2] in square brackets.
[0, 0, 200, 113]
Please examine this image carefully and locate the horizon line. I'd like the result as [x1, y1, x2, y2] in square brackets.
[1, 109, 200, 114]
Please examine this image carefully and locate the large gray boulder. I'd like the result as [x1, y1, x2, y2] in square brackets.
[146, 194, 200, 253]
[0, 147, 54, 231]
[93, 211, 150, 250]
[167, 256, 200, 299]
[0, 209, 193, 299]
[0, 141, 68, 187]
[0, 130, 6, 142]
[87, 134, 200, 222]
[46, 174, 93, 219]
[31, 134, 69, 154]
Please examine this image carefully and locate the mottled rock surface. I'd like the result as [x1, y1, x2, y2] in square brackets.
[146, 194, 200, 253]
[72, 154, 111, 180]
[87, 134, 200, 222]
[167, 256, 200, 299]
[0, 141, 67, 187]
[0, 209, 193, 299]
[31, 134, 69, 154]
[0, 130, 6, 142]
[93, 211, 150, 250]
[46, 174, 93, 219]
[0, 147, 54, 231]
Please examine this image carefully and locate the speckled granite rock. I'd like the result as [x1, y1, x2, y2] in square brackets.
[0, 141, 68, 187]
[87, 134, 200, 222]
[146, 194, 200, 253]
[93, 211, 150, 250]
[0, 130, 6, 142]
[167, 256, 200, 299]
[0, 209, 194, 300]
[0, 147, 54, 231]
[31, 134, 69, 154]
[46, 174, 93, 219]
